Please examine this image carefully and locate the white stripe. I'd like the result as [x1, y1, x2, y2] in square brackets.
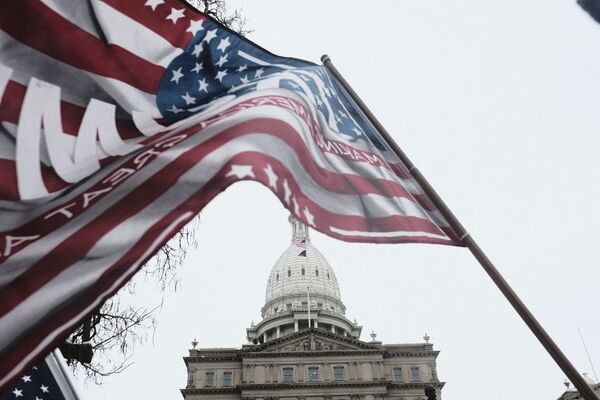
[94, 1, 183, 67]
[238, 50, 294, 70]
[329, 226, 452, 241]
[42, 0, 182, 68]
[0, 212, 192, 391]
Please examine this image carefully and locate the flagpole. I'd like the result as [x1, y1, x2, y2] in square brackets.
[50, 350, 81, 400]
[321, 54, 599, 400]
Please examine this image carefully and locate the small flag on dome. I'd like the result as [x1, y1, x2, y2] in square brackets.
[0, 0, 462, 391]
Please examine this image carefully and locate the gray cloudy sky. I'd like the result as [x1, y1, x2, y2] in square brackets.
[79, 1, 600, 399]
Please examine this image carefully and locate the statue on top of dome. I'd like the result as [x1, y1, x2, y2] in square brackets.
[289, 215, 310, 243]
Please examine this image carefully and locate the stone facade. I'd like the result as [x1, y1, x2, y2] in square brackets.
[181, 218, 444, 400]
[556, 374, 600, 400]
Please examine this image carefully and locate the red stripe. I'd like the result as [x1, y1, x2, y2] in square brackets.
[0, 1, 164, 94]
[100, 0, 205, 50]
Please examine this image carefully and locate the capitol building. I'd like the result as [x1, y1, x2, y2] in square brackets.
[181, 217, 444, 400]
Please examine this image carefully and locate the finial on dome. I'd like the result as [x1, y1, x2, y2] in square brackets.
[289, 214, 310, 242]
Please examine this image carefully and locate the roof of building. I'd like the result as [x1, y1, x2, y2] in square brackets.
[264, 216, 341, 305]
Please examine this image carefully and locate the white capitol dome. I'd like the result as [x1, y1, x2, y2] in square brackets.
[247, 217, 361, 344]
[263, 217, 343, 316]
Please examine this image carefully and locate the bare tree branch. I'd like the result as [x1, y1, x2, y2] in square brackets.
[186, 0, 252, 36]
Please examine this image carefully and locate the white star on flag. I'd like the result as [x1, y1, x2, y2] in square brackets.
[191, 43, 203, 57]
[255, 68, 264, 78]
[240, 75, 249, 84]
[167, 104, 183, 114]
[144, 0, 164, 11]
[203, 29, 218, 44]
[181, 92, 196, 105]
[303, 207, 315, 226]
[226, 165, 254, 179]
[191, 62, 203, 73]
[170, 67, 184, 84]
[215, 70, 227, 82]
[186, 20, 204, 35]
[21, 375, 31, 382]
[283, 179, 292, 205]
[216, 54, 228, 67]
[237, 64, 248, 72]
[40, 384, 49, 393]
[12, 388, 23, 397]
[198, 78, 209, 93]
[165, 8, 185, 24]
[217, 36, 231, 52]
[264, 164, 278, 190]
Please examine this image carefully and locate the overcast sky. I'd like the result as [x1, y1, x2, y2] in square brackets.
[78, 1, 600, 399]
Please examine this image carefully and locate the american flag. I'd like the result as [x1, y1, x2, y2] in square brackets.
[0, 0, 462, 392]
[0, 353, 78, 400]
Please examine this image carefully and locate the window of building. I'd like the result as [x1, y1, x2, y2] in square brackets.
[327, 272, 330, 280]
[317, 302, 323, 309]
[301, 268, 305, 275]
[410, 367, 421, 382]
[223, 371, 233, 386]
[393, 367, 403, 381]
[276, 273, 279, 281]
[302, 301, 307, 306]
[205, 372, 214, 386]
[315, 269, 319, 276]
[274, 307, 278, 313]
[308, 367, 319, 381]
[286, 303, 292, 310]
[333, 366, 345, 381]
[282, 367, 294, 382]
[287, 269, 291, 277]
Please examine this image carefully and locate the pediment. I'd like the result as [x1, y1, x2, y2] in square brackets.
[248, 329, 377, 353]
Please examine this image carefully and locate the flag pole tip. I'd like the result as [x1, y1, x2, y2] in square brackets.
[320, 54, 331, 63]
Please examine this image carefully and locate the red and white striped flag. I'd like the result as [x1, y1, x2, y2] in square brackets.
[0, 0, 462, 391]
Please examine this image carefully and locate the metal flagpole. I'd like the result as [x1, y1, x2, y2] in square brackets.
[321, 54, 599, 400]
[50, 350, 81, 400]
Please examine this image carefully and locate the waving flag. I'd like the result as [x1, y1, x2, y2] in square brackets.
[0, 0, 462, 391]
